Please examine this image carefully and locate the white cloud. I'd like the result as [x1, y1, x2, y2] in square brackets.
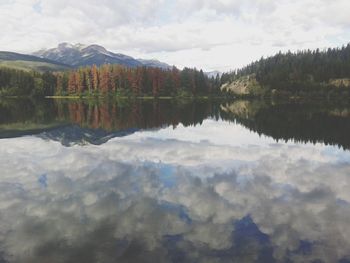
[0, 1, 349, 71]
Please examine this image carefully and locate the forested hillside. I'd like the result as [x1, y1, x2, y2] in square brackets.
[221, 44, 350, 95]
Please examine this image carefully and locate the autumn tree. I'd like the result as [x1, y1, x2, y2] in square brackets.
[100, 65, 111, 93]
[91, 65, 99, 91]
[68, 72, 77, 94]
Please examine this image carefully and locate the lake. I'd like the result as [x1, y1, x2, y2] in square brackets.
[0, 98, 350, 262]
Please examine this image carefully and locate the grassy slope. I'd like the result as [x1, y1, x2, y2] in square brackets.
[0, 60, 69, 72]
[0, 51, 70, 72]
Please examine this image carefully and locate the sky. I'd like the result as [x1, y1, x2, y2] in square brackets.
[0, 0, 350, 71]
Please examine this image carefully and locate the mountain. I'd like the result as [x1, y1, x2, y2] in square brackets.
[33, 43, 171, 69]
[205, 71, 221, 78]
[0, 51, 71, 72]
[33, 43, 141, 68]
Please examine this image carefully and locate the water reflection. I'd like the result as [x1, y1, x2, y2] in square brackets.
[221, 100, 350, 149]
[1, 98, 350, 149]
[0, 99, 350, 262]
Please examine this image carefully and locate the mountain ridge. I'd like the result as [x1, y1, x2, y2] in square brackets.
[33, 43, 172, 69]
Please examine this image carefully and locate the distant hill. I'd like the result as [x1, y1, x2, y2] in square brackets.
[33, 43, 172, 69]
[0, 51, 71, 72]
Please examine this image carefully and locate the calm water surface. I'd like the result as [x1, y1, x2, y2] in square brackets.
[0, 99, 350, 263]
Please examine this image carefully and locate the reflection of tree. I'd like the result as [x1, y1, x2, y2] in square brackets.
[0, 99, 57, 125]
[55, 99, 219, 133]
[221, 100, 350, 149]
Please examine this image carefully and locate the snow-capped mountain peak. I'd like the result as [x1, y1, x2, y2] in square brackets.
[33, 43, 171, 69]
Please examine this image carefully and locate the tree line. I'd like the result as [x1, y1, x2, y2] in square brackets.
[56, 65, 221, 97]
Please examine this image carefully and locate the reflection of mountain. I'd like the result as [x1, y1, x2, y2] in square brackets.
[221, 100, 350, 149]
[39, 125, 139, 146]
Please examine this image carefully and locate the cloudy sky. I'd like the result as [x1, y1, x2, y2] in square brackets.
[1, 0, 350, 71]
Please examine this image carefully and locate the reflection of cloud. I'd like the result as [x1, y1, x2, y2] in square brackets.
[0, 120, 350, 261]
